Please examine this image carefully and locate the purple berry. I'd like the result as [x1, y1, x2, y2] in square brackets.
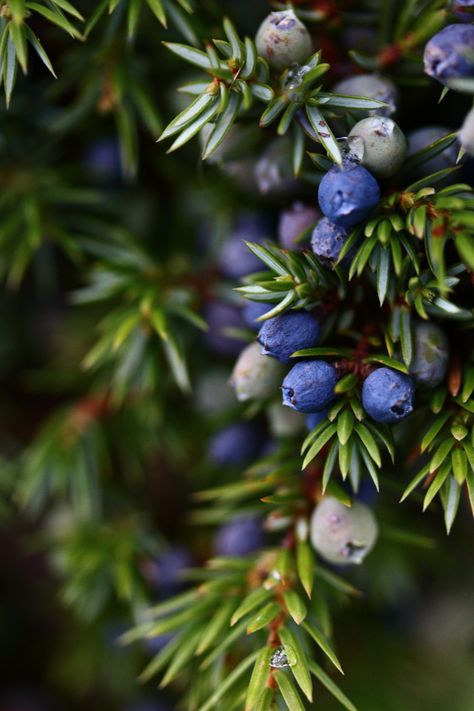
[146, 546, 193, 595]
[215, 515, 263, 557]
[282, 360, 337, 413]
[85, 139, 122, 182]
[362, 367, 415, 424]
[208, 422, 262, 467]
[424, 24, 474, 85]
[317, 164, 380, 230]
[242, 301, 272, 330]
[258, 311, 320, 364]
[278, 202, 320, 249]
[311, 217, 349, 267]
[218, 213, 272, 280]
[203, 301, 245, 357]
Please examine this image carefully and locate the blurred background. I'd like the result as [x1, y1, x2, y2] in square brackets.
[0, 0, 473, 709]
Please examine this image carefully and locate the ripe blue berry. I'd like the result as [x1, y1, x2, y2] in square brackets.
[258, 311, 320, 364]
[231, 342, 285, 401]
[85, 138, 122, 182]
[348, 116, 407, 179]
[215, 516, 263, 557]
[311, 217, 349, 267]
[318, 164, 381, 230]
[310, 496, 378, 565]
[208, 422, 262, 467]
[255, 11, 312, 72]
[332, 74, 399, 117]
[242, 301, 272, 330]
[424, 24, 474, 85]
[278, 202, 320, 249]
[409, 322, 449, 387]
[306, 409, 329, 430]
[362, 367, 415, 423]
[144, 546, 193, 595]
[218, 213, 272, 280]
[282, 360, 337, 413]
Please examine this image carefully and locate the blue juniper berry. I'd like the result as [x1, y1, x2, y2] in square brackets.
[218, 213, 272, 280]
[424, 24, 474, 85]
[278, 202, 320, 250]
[258, 311, 320, 364]
[362, 367, 415, 423]
[282, 360, 338, 413]
[317, 163, 381, 230]
[311, 217, 350, 267]
[208, 422, 263, 467]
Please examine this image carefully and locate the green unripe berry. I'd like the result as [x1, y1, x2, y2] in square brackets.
[348, 116, 407, 179]
[255, 11, 312, 72]
[310, 496, 378, 565]
[230, 342, 284, 402]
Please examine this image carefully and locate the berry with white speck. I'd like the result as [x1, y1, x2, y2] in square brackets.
[310, 496, 378, 565]
[348, 116, 407, 179]
[255, 11, 312, 72]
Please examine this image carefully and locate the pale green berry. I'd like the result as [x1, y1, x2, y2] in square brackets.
[348, 116, 407, 179]
[255, 11, 312, 72]
[310, 496, 378, 565]
[230, 342, 284, 402]
[267, 401, 305, 438]
[459, 107, 474, 157]
[409, 321, 449, 387]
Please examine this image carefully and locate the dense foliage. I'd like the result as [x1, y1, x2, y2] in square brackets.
[0, 1, 473, 710]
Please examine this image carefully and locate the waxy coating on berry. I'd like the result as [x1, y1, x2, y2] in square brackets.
[255, 11, 313, 72]
[332, 74, 399, 117]
[282, 360, 337, 413]
[311, 217, 349, 267]
[409, 321, 449, 387]
[230, 341, 284, 402]
[424, 24, 474, 85]
[278, 202, 320, 250]
[348, 116, 407, 179]
[258, 311, 320, 364]
[310, 496, 378, 565]
[318, 164, 381, 230]
[362, 367, 415, 423]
